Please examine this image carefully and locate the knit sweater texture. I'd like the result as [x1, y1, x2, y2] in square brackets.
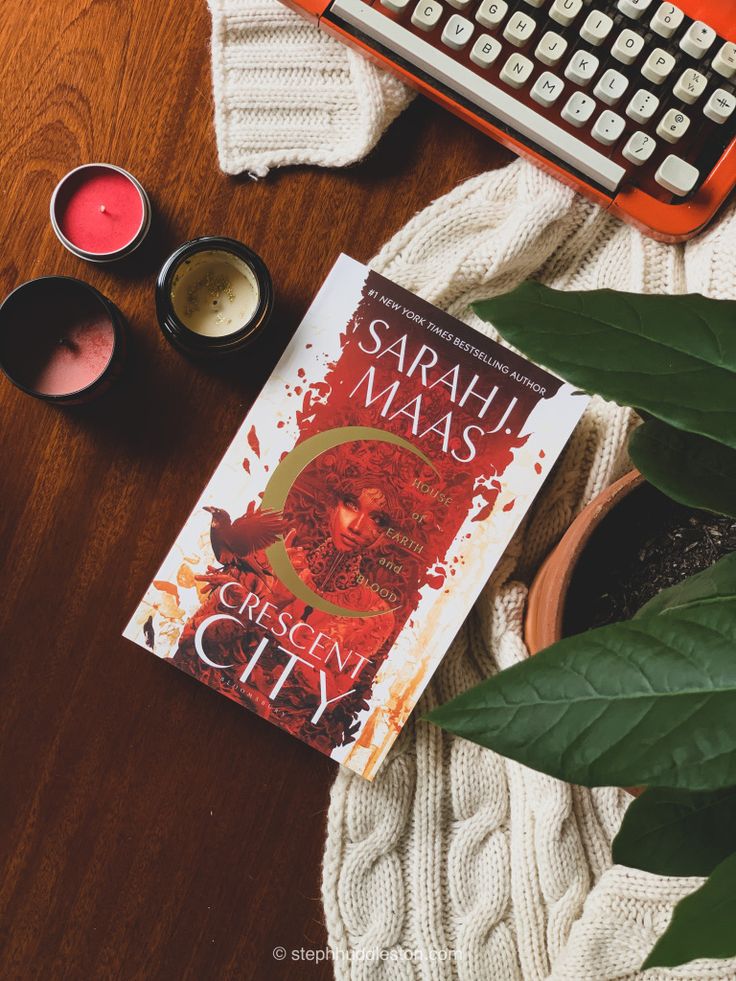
[208, 0, 412, 176]
[208, 3, 736, 976]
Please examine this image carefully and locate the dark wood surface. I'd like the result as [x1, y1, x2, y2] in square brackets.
[0, 2, 512, 977]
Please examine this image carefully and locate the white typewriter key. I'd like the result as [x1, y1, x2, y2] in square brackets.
[475, 0, 507, 28]
[611, 29, 644, 64]
[550, 0, 582, 27]
[561, 91, 597, 126]
[594, 68, 629, 105]
[617, 0, 653, 20]
[641, 48, 675, 84]
[650, 3, 683, 38]
[704, 88, 736, 124]
[500, 52, 534, 87]
[470, 33, 503, 67]
[622, 130, 657, 163]
[592, 109, 626, 145]
[503, 11, 537, 46]
[411, 0, 443, 28]
[442, 13, 475, 49]
[522, 0, 545, 6]
[411, 0, 443, 29]
[447, 0, 473, 10]
[680, 22, 716, 59]
[626, 87, 659, 122]
[673, 68, 707, 104]
[531, 71, 566, 106]
[381, 0, 410, 12]
[580, 11, 613, 46]
[536, 31, 568, 66]
[712, 42, 736, 80]
[565, 50, 600, 85]
[655, 154, 699, 195]
[657, 108, 690, 142]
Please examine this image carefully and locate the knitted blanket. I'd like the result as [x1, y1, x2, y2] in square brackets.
[208, 3, 736, 976]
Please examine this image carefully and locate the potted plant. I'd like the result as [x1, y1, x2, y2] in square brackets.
[428, 284, 736, 972]
[525, 468, 736, 656]
[524, 468, 644, 656]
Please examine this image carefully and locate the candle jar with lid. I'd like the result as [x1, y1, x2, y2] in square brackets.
[156, 237, 274, 357]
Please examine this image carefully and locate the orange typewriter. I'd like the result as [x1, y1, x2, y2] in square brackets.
[283, 0, 736, 241]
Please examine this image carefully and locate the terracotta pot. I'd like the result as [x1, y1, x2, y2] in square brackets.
[524, 469, 646, 798]
[525, 469, 645, 654]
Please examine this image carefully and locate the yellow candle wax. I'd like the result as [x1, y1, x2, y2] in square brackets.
[171, 249, 260, 337]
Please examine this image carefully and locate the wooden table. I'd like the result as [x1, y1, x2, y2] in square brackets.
[0, 2, 511, 976]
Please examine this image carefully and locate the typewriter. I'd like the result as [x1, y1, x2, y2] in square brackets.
[283, 0, 736, 241]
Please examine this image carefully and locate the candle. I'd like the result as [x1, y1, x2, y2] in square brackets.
[50, 163, 151, 262]
[171, 249, 260, 337]
[0, 277, 126, 403]
[156, 237, 273, 357]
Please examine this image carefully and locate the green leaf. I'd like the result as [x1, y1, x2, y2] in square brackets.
[630, 420, 736, 518]
[643, 851, 736, 969]
[635, 552, 736, 619]
[613, 786, 736, 876]
[472, 283, 736, 449]
[426, 597, 736, 790]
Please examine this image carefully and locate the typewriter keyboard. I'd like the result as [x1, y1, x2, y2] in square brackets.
[327, 0, 736, 199]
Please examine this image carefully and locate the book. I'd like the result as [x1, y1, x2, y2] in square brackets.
[124, 255, 587, 779]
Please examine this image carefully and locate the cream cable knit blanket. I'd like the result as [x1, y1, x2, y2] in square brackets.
[208, 4, 736, 977]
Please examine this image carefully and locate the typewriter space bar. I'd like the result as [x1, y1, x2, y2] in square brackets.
[329, 0, 626, 193]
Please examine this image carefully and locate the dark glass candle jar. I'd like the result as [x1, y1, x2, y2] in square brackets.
[0, 276, 127, 404]
[156, 237, 274, 357]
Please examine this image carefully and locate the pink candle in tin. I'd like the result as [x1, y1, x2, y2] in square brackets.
[50, 164, 151, 262]
[0, 278, 124, 403]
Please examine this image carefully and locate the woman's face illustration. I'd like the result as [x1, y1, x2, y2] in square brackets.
[330, 487, 390, 552]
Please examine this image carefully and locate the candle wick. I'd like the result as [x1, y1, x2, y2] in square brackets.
[99, 204, 106, 214]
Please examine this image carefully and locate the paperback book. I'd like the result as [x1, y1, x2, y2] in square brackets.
[124, 255, 587, 779]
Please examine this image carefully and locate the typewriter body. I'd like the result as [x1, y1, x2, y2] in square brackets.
[284, 0, 736, 241]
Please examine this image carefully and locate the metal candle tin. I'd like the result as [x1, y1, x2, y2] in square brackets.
[50, 163, 152, 263]
[0, 276, 127, 404]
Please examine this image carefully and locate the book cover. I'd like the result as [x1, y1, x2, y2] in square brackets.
[124, 255, 586, 779]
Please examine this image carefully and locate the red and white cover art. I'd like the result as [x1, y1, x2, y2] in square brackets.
[124, 255, 587, 779]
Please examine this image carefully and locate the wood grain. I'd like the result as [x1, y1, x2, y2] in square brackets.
[0, 1, 512, 976]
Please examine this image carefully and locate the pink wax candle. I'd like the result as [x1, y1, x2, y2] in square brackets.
[50, 164, 151, 262]
[0, 278, 126, 403]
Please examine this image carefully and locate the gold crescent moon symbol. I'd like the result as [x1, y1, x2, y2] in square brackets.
[262, 426, 437, 618]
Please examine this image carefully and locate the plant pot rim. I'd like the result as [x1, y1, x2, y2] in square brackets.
[525, 469, 645, 656]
